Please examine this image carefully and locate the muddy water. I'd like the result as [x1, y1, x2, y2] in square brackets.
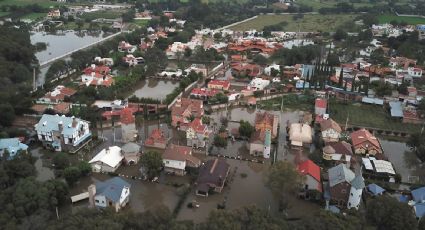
[130, 79, 178, 100]
[380, 139, 425, 183]
[31, 148, 55, 182]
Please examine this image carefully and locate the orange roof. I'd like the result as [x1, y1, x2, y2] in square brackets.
[145, 128, 166, 145]
[120, 107, 135, 125]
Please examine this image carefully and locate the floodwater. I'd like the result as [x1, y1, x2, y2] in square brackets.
[130, 79, 178, 100]
[283, 39, 315, 49]
[31, 147, 55, 182]
[380, 139, 425, 183]
[30, 30, 106, 86]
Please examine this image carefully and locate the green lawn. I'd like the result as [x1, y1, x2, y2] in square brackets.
[0, 0, 62, 7]
[329, 102, 420, 133]
[378, 14, 425, 25]
[21, 12, 45, 20]
[80, 10, 123, 21]
[229, 14, 360, 32]
[0, 11, 9, 17]
[296, 0, 388, 11]
[258, 94, 314, 111]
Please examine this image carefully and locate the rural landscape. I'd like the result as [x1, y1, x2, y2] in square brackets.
[1, 0, 425, 229]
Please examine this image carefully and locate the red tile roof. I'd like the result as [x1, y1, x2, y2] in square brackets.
[315, 98, 327, 109]
[120, 107, 135, 125]
[188, 118, 208, 133]
[297, 159, 321, 183]
[190, 88, 220, 97]
[163, 144, 201, 167]
[350, 129, 381, 151]
[145, 128, 166, 145]
[83, 65, 110, 75]
[208, 80, 230, 89]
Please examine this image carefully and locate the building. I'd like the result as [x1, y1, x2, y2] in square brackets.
[31, 102, 72, 115]
[0, 138, 28, 159]
[350, 129, 382, 156]
[162, 144, 201, 176]
[297, 159, 321, 192]
[120, 108, 137, 143]
[322, 141, 353, 166]
[408, 67, 423, 78]
[185, 64, 208, 76]
[328, 164, 364, 209]
[208, 80, 230, 91]
[121, 142, 141, 165]
[171, 98, 204, 130]
[417, 25, 425, 40]
[34, 114, 91, 152]
[320, 118, 342, 142]
[249, 129, 271, 158]
[89, 146, 123, 173]
[47, 9, 61, 18]
[254, 112, 279, 138]
[190, 88, 220, 101]
[186, 118, 210, 148]
[247, 78, 270, 91]
[195, 158, 230, 196]
[118, 41, 136, 53]
[122, 54, 144, 66]
[315, 98, 327, 116]
[39, 85, 76, 103]
[144, 128, 167, 149]
[289, 123, 312, 147]
[81, 64, 114, 87]
[366, 183, 385, 196]
[362, 157, 396, 178]
[88, 177, 130, 212]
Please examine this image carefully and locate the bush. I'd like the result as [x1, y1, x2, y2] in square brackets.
[53, 152, 70, 170]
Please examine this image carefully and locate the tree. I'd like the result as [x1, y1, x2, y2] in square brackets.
[327, 53, 340, 66]
[333, 28, 347, 41]
[238, 120, 254, 138]
[140, 151, 163, 179]
[301, 210, 363, 230]
[63, 166, 81, 186]
[213, 135, 227, 148]
[367, 196, 417, 230]
[78, 161, 92, 176]
[370, 48, 388, 65]
[52, 152, 70, 170]
[266, 161, 304, 200]
[0, 103, 15, 127]
[338, 67, 344, 88]
[252, 54, 268, 65]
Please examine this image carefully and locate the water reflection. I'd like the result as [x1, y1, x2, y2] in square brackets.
[130, 80, 178, 100]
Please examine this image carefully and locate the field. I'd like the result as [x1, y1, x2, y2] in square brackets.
[80, 11, 123, 21]
[329, 102, 420, 133]
[21, 12, 45, 20]
[296, 0, 395, 11]
[229, 14, 359, 32]
[0, 0, 63, 7]
[147, 0, 248, 3]
[0, 11, 9, 17]
[378, 14, 425, 25]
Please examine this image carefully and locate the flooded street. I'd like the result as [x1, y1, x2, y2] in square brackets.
[31, 147, 55, 182]
[130, 79, 178, 100]
[380, 139, 425, 183]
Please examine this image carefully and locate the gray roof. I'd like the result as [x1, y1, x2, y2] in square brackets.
[328, 164, 355, 187]
[362, 97, 384, 105]
[34, 114, 87, 136]
[389, 101, 403, 118]
[96, 177, 130, 203]
[121, 142, 141, 154]
[0, 138, 28, 159]
[351, 175, 365, 189]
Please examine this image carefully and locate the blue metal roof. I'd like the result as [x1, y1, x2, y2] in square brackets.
[362, 97, 384, 105]
[367, 183, 385, 196]
[398, 194, 409, 203]
[414, 203, 425, 218]
[389, 101, 403, 118]
[412, 187, 425, 203]
[0, 138, 28, 159]
[295, 80, 310, 89]
[34, 114, 87, 136]
[417, 25, 425, 31]
[96, 177, 131, 203]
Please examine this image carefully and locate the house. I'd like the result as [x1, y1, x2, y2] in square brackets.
[249, 129, 272, 158]
[255, 112, 279, 138]
[411, 187, 425, 203]
[323, 141, 353, 166]
[162, 144, 201, 176]
[118, 41, 136, 53]
[297, 159, 321, 192]
[186, 118, 210, 148]
[264, 64, 280, 76]
[120, 108, 137, 143]
[34, 114, 91, 152]
[88, 177, 130, 212]
[89, 146, 123, 173]
[121, 142, 141, 165]
[190, 88, 220, 101]
[315, 98, 327, 116]
[320, 118, 342, 142]
[171, 98, 204, 130]
[47, 9, 61, 18]
[350, 129, 382, 156]
[231, 63, 261, 78]
[366, 183, 385, 196]
[328, 164, 364, 209]
[39, 85, 76, 103]
[122, 54, 144, 66]
[195, 158, 230, 196]
[144, 128, 167, 149]
[362, 157, 396, 178]
[185, 64, 208, 76]
[94, 57, 114, 66]
[408, 67, 422, 78]
[31, 102, 72, 115]
[0, 138, 28, 159]
[208, 80, 230, 91]
[407, 86, 418, 97]
[247, 78, 270, 91]
[81, 64, 114, 87]
[289, 123, 312, 147]
[418, 25, 425, 40]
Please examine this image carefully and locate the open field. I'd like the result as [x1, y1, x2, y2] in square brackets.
[329, 102, 420, 133]
[229, 14, 359, 32]
[148, 0, 248, 3]
[378, 14, 425, 25]
[80, 10, 123, 21]
[0, 0, 63, 7]
[296, 0, 393, 11]
[20, 12, 45, 20]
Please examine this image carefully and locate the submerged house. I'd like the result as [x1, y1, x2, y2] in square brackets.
[89, 146, 123, 173]
[289, 123, 312, 147]
[0, 138, 28, 159]
[88, 177, 131, 212]
[328, 164, 364, 210]
[195, 158, 230, 196]
[162, 144, 201, 176]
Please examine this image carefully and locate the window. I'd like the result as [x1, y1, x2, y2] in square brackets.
[95, 199, 100, 203]
[350, 193, 353, 196]
[348, 202, 351, 207]
[166, 161, 170, 164]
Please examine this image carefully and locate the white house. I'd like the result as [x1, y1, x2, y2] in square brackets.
[289, 123, 312, 147]
[320, 118, 342, 142]
[248, 78, 270, 91]
[186, 118, 210, 148]
[159, 69, 183, 78]
[89, 177, 130, 212]
[408, 67, 423, 78]
[89, 146, 123, 173]
[348, 174, 365, 210]
[34, 114, 91, 152]
[123, 54, 144, 66]
[0, 138, 28, 160]
[264, 64, 280, 76]
[94, 57, 114, 66]
[162, 144, 201, 176]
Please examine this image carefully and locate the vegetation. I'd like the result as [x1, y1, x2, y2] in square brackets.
[140, 151, 163, 179]
[213, 134, 227, 148]
[238, 120, 255, 138]
[378, 14, 425, 25]
[407, 133, 425, 162]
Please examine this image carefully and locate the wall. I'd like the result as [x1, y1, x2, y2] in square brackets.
[163, 159, 186, 170]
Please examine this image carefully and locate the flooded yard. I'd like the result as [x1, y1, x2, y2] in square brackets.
[31, 147, 55, 182]
[130, 79, 178, 100]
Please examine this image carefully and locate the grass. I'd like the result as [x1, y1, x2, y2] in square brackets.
[258, 94, 314, 111]
[329, 101, 420, 133]
[296, 0, 388, 11]
[80, 10, 123, 21]
[0, 11, 9, 17]
[20, 12, 45, 20]
[0, 0, 62, 7]
[229, 14, 360, 32]
[147, 0, 248, 3]
[132, 19, 149, 27]
[378, 14, 425, 25]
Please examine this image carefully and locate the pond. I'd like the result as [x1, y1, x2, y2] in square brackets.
[31, 30, 107, 86]
[129, 79, 179, 101]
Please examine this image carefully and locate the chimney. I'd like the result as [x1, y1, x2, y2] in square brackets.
[72, 117, 78, 128]
[88, 184, 96, 208]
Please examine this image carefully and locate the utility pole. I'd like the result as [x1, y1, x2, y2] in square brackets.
[33, 68, 36, 92]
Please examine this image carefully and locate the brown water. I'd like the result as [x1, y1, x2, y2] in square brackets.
[130, 79, 178, 100]
[31, 147, 55, 182]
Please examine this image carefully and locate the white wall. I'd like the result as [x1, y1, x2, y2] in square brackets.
[94, 195, 107, 208]
[163, 159, 186, 170]
[348, 187, 362, 209]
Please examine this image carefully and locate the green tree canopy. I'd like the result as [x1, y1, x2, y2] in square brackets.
[140, 151, 163, 179]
